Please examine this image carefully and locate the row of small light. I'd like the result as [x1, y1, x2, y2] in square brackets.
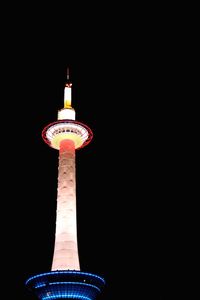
[35, 281, 101, 292]
[43, 295, 90, 300]
[26, 270, 105, 285]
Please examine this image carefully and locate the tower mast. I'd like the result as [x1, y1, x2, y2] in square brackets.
[25, 69, 105, 300]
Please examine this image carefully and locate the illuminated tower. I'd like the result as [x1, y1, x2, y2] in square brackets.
[25, 70, 105, 300]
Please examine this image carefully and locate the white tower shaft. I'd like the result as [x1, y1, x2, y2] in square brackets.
[51, 139, 80, 271]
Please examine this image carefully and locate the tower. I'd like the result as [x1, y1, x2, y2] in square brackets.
[25, 70, 105, 300]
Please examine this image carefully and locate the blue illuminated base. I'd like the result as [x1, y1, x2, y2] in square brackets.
[25, 270, 105, 300]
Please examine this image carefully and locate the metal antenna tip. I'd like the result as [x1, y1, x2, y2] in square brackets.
[67, 67, 70, 81]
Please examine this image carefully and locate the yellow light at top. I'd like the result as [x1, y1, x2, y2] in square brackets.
[64, 83, 72, 108]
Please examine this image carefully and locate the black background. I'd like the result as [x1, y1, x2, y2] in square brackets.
[0, 12, 180, 300]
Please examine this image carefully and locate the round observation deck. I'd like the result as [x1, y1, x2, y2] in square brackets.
[42, 120, 93, 150]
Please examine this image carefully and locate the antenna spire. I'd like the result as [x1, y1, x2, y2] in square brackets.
[67, 67, 70, 81]
[63, 67, 72, 110]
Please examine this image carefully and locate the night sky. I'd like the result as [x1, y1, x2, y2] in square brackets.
[1, 39, 177, 300]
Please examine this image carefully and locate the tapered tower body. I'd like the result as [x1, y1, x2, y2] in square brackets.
[25, 71, 105, 300]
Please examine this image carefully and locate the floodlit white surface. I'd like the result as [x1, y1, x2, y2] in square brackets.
[58, 108, 75, 120]
[51, 139, 80, 271]
[64, 87, 71, 108]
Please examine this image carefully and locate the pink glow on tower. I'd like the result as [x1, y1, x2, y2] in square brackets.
[51, 139, 80, 270]
[26, 71, 105, 300]
[42, 78, 93, 271]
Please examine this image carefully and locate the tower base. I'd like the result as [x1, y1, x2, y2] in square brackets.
[25, 270, 105, 300]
